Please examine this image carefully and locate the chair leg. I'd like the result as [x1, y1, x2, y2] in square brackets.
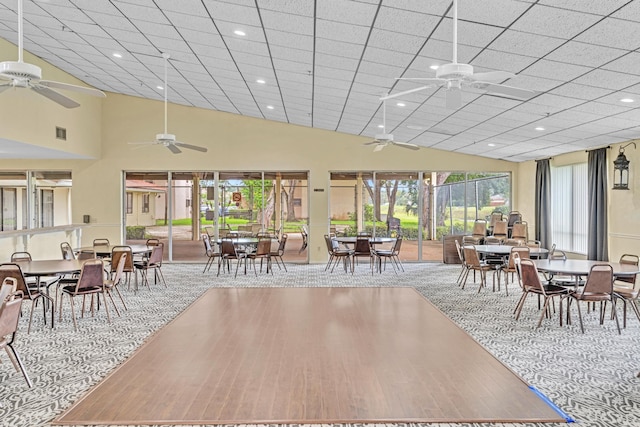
[514, 292, 529, 320]
[27, 300, 36, 334]
[69, 296, 78, 332]
[575, 300, 585, 333]
[611, 298, 621, 334]
[5, 344, 33, 388]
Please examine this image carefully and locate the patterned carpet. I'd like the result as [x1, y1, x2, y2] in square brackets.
[1, 262, 639, 427]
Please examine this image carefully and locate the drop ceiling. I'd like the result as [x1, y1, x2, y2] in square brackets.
[2, 0, 640, 162]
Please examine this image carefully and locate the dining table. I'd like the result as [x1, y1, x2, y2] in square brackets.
[336, 236, 396, 245]
[14, 259, 86, 327]
[533, 259, 640, 287]
[473, 244, 549, 258]
[74, 244, 153, 258]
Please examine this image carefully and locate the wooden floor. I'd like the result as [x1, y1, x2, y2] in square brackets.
[54, 287, 563, 425]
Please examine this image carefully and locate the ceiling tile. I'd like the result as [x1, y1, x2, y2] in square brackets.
[510, 4, 602, 39]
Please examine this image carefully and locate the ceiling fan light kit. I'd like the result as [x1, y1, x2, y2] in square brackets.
[128, 53, 207, 154]
[364, 99, 420, 152]
[381, 0, 536, 109]
[0, 0, 105, 107]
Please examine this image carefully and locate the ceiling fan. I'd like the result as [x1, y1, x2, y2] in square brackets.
[129, 53, 207, 154]
[0, 0, 105, 108]
[364, 99, 420, 152]
[381, 0, 537, 109]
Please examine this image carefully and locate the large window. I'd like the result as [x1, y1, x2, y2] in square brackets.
[551, 163, 588, 254]
[0, 170, 71, 231]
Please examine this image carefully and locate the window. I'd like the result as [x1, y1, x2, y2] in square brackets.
[551, 163, 587, 254]
[40, 189, 54, 227]
[1, 188, 17, 231]
[126, 193, 133, 214]
[142, 194, 150, 213]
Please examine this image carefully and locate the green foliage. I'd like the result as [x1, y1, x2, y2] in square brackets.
[126, 226, 146, 240]
[347, 204, 375, 222]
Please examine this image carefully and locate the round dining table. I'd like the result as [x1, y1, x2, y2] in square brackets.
[533, 259, 640, 279]
[473, 244, 549, 258]
[336, 236, 395, 245]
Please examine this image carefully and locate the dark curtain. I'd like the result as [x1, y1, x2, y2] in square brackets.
[588, 148, 608, 261]
[535, 159, 551, 250]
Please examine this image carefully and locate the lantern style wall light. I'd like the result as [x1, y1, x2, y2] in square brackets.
[613, 142, 636, 190]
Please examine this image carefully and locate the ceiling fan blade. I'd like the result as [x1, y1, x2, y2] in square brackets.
[445, 88, 462, 109]
[166, 144, 181, 154]
[39, 80, 106, 98]
[380, 85, 436, 101]
[364, 140, 380, 146]
[392, 141, 420, 150]
[477, 82, 538, 100]
[31, 85, 80, 108]
[174, 142, 208, 152]
[373, 143, 386, 152]
[468, 71, 515, 82]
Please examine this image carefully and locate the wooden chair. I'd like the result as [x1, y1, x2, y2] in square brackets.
[58, 259, 112, 331]
[567, 264, 620, 334]
[0, 279, 32, 387]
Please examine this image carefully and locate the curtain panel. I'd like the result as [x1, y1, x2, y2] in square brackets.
[535, 159, 551, 250]
[587, 148, 608, 261]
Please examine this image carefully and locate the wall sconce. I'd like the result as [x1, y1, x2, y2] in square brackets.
[613, 142, 636, 190]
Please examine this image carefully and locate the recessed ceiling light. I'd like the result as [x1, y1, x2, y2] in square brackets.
[112, 53, 122, 58]
[234, 30, 246, 36]
[487, 143, 496, 147]
[535, 126, 545, 131]
[266, 105, 274, 110]
[156, 85, 163, 90]
[429, 65, 439, 70]
[621, 98, 635, 103]
[256, 79, 266, 84]
[377, 124, 384, 128]
[396, 102, 406, 107]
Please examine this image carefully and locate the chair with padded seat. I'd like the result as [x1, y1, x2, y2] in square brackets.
[247, 239, 273, 275]
[0, 279, 32, 387]
[201, 234, 220, 274]
[0, 263, 54, 333]
[567, 264, 620, 334]
[103, 251, 128, 315]
[500, 245, 530, 296]
[270, 233, 288, 272]
[324, 234, 354, 273]
[460, 246, 493, 292]
[353, 235, 373, 271]
[58, 258, 113, 331]
[491, 220, 508, 242]
[613, 253, 640, 328]
[513, 254, 569, 328]
[134, 243, 166, 288]
[218, 238, 247, 278]
[372, 236, 404, 274]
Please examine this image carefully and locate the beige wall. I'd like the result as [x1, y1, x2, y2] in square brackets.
[0, 39, 102, 159]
